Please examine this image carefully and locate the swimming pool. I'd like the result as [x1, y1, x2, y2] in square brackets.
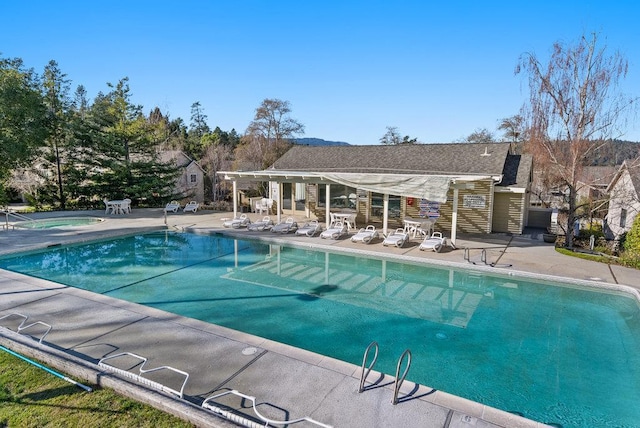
[13, 217, 104, 229]
[1, 231, 639, 427]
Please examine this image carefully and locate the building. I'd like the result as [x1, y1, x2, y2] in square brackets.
[160, 150, 206, 203]
[605, 158, 640, 240]
[220, 143, 533, 246]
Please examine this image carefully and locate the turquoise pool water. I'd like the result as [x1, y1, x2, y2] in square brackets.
[14, 217, 103, 229]
[1, 231, 639, 427]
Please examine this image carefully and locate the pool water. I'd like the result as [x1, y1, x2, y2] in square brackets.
[14, 217, 103, 229]
[1, 231, 639, 427]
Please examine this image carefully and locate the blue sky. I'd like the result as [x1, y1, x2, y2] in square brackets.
[2, 1, 639, 144]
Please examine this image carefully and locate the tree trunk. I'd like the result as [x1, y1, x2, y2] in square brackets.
[565, 185, 577, 248]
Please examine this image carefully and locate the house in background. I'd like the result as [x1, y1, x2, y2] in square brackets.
[605, 158, 640, 240]
[221, 143, 533, 245]
[160, 150, 206, 203]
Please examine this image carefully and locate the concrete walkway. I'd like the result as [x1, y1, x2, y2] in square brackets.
[1, 208, 639, 428]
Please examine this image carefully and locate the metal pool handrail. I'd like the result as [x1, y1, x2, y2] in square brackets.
[98, 352, 189, 399]
[392, 349, 412, 405]
[358, 341, 379, 393]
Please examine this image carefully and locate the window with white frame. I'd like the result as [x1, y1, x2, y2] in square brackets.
[190, 174, 197, 184]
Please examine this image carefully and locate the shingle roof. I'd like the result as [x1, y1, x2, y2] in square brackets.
[499, 154, 533, 187]
[270, 143, 512, 176]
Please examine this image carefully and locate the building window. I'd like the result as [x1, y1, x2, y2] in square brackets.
[620, 208, 627, 228]
[190, 174, 197, 184]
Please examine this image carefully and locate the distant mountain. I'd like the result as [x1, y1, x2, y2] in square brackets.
[293, 137, 350, 146]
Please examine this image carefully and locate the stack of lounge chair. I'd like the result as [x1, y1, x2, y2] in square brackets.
[320, 221, 347, 240]
[350, 225, 378, 244]
[183, 201, 199, 213]
[295, 220, 323, 237]
[164, 201, 181, 213]
[271, 217, 297, 234]
[382, 228, 409, 247]
[247, 216, 274, 231]
[418, 232, 446, 252]
[223, 214, 251, 229]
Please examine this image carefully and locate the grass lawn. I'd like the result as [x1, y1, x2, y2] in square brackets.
[0, 349, 194, 428]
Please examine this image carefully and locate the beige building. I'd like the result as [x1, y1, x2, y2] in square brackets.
[605, 158, 640, 240]
[160, 150, 206, 203]
[221, 143, 533, 246]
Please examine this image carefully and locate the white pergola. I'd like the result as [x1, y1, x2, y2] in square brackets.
[219, 170, 501, 246]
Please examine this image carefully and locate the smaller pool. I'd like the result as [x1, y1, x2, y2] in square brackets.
[14, 217, 104, 229]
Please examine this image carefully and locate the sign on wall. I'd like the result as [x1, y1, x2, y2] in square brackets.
[419, 199, 440, 218]
[463, 195, 486, 209]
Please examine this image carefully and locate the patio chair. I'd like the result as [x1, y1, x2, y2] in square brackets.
[120, 199, 132, 214]
[350, 225, 378, 244]
[271, 217, 297, 234]
[382, 228, 409, 248]
[247, 216, 273, 231]
[295, 220, 323, 237]
[164, 200, 181, 213]
[418, 232, 446, 252]
[183, 201, 199, 213]
[320, 221, 347, 240]
[223, 214, 251, 228]
[104, 198, 116, 215]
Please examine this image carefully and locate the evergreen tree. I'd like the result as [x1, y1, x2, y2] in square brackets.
[0, 57, 48, 203]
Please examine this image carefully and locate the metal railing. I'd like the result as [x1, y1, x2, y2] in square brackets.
[202, 389, 333, 428]
[392, 349, 412, 405]
[358, 341, 379, 393]
[98, 352, 189, 399]
[0, 313, 52, 344]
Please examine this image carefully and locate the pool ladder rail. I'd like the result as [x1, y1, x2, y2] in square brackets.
[358, 341, 413, 405]
[1, 209, 32, 230]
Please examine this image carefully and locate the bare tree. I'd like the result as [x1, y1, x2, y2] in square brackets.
[516, 32, 637, 247]
[461, 128, 495, 144]
[202, 141, 232, 201]
[498, 115, 526, 144]
[380, 126, 418, 145]
[235, 98, 304, 170]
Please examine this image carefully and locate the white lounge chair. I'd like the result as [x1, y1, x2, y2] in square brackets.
[223, 214, 251, 228]
[247, 216, 273, 231]
[271, 217, 297, 234]
[382, 228, 409, 247]
[419, 232, 446, 252]
[320, 221, 347, 240]
[164, 200, 181, 213]
[350, 225, 378, 244]
[183, 201, 199, 213]
[295, 220, 323, 237]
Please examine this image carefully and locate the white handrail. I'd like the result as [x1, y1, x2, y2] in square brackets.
[98, 352, 189, 398]
[203, 389, 333, 428]
[0, 313, 52, 344]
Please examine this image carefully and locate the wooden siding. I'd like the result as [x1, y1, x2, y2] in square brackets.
[411, 179, 493, 234]
[492, 192, 524, 234]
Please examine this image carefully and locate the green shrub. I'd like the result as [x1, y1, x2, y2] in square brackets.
[624, 215, 640, 252]
[621, 215, 640, 267]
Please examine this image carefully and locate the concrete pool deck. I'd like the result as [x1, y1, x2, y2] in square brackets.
[1, 208, 639, 428]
